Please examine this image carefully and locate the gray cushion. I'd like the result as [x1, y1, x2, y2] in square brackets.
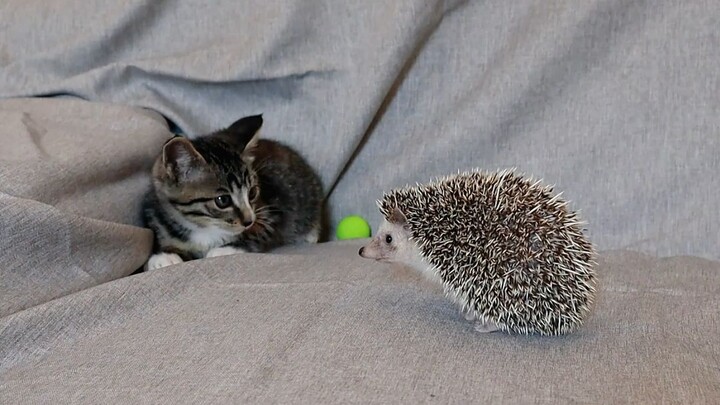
[0, 98, 170, 316]
[1, 243, 718, 403]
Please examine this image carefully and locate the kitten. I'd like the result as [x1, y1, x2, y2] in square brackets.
[142, 115, 323, 270]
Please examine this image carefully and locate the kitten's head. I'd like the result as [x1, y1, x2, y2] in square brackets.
[152, 115, 264, 233]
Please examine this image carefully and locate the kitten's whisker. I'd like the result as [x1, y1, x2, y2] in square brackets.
[257, 222, 275, 232]
[254, 206, 274, 214]
[256, 219, 277, 233]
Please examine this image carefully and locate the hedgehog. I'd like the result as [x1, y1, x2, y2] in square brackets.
[358, 169, 596, 336]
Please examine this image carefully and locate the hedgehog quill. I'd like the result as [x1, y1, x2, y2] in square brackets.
[359, 169, 597, 336]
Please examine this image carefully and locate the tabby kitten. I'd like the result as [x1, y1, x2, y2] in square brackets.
[142, 115, 323, 270]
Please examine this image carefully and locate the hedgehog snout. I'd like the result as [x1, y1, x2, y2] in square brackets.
[358, 247, 365, 256]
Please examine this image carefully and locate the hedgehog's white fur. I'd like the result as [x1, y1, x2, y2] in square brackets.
[363, 168, 597, 336]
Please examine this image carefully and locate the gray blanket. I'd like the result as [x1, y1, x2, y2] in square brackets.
[1, 0, 719, 402]
[1, 244, 719, 403]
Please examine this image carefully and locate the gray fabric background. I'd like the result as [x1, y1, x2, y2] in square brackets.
[0, 99, 168, 316]
[1, 1, 720, 402]
[1, 0, 718, 259]
[1, 243, 719, 403]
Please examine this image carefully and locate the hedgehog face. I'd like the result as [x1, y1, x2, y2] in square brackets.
[359, 207, 422, 265]
[359, 218, 410, 262]
[359, 215, 440, 282]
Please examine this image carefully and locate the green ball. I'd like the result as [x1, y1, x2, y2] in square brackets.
[336, 215, 371, 240]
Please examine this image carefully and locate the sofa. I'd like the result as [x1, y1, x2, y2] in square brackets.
[1, 1, 719, 403]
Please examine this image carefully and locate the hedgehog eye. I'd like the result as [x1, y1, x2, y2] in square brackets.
[385, 234, 393, 244]
[214, 195, 232, 209]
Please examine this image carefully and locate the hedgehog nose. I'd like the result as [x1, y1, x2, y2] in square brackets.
[358, 247, 364, 256]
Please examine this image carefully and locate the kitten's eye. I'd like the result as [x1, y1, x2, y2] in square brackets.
[385, 234, 393, 244]
[248, 185, 259, 201]
[214, 195, 232, 209]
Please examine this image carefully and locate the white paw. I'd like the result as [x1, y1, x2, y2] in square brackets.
[146, 253, 184, 270]
[303, 227, 320, 244]
[474, 320, 500, 333]
[206, 246, 245, 258]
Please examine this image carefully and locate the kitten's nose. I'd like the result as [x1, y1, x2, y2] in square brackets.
[358, 247, 364, 256]
[242, 219, 253, 227]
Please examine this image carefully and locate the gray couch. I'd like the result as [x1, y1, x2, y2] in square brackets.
[1, 1, 719, 403]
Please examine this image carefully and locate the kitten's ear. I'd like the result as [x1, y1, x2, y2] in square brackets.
[160, 137, 208, 183]
[389, 207, 410, 230]
[226, 114, 263, 152]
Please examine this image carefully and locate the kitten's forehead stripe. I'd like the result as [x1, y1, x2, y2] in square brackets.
[182, 210, 211, 217]
[227, 173, 239, 187]
[230, 191, 242, 210]
[169, 197, 215, 206]
[194, 138, 257, 184]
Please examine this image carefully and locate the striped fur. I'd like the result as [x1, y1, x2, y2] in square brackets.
[142, 115, 323, 268]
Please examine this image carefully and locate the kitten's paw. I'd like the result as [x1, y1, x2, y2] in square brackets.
[474, 320, 500, 333]
[302, 226, 320, 244]
[206, 246, 246, 258]
[146, 253, 184, 270]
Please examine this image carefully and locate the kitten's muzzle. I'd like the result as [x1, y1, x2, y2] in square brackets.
[232, 207, 256, 228]
[229, 215, 254, 228]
